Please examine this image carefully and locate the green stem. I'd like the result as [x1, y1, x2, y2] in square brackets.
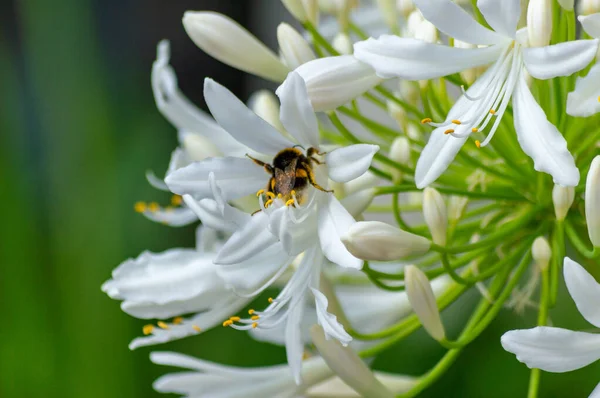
[527, 267, 550, 398]
[565, 220, 600, 258]
[304, 22, 339, 55]
[549, 220, 565, 307]
[375, 184, 528, 201]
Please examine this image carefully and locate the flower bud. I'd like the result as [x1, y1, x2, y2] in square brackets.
[552, 185, 575, 221]
[423, 187, 448, 246]
[414, 19, 438, 43]
[376, 0, 399, 31]
[586, 156, 600, 247]
[332, 33, 353, 55]
[405, 10, 424, 38]
[295, 56, 383, 111]
[341, 221, 431, 261]
[310, 325, 396, 398]
[277, 23, 316, 70]
[247, 90, 284, 132]
[406, 124, 420, 140]
[388, 137, 411, 183]
[557, 0, 574, 11]
[532, 236, 551, 271]
[527, 0, 553, 47]
[399, 80, 420, 105]
[578, 0, 600, 15]
[447, 196, 468, 224]
[182, 12, 289, 82]
[396, 0, 415, 17]
[282, 0, 319, 24]
[387, 97, 407, 130]
[340, 188, 376, 218]
[405, 265, 446, 341]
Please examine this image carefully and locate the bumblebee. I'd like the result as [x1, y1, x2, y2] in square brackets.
[247, 146, 332, 207]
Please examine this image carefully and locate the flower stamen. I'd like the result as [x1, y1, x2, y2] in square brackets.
[134, 201, 147, 213]
[142, 324, 154, 335]
[157, 321, 169, 329]
[421, 117, 432, 124]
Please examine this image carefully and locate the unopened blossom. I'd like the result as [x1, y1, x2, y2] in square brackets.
[567, 14, 600, 117]
[422, 187, 448, 246]
[579, 0, 600, 15]
[282, 0, 319, 24]
[531, 236, 551, 271]
[552, 185, 575, 221]
[277, 23, 317, 69]
[405, 265, 446, 341]
[166, 71, 379, 382]
[388, 136, 411, 183]
[587, 156, 600, 247]
[502, 258, 600, 396]
[355, 0, 599, 187]
[527, 0, 552, 47]
[557, 0, 574, 11]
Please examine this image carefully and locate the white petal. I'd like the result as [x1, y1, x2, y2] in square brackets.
[312, 288, 352, 346]
[183, 197, 240, 233]
[415, 126, 468, 188]
[523, 39, 599, 80]
[477, 0, 521, 38]
[513, 74, 580, 186]
[580, 14, 600, 38]
[276, 71, 320, 149]
[204, 78, 294, 156]
[340, 188, 376, 218]
[152, 41, 246, 156]
[590, 382, 600, 398]
[354, 36, 504, 80]
[326, 144, 379, 183]
[145, 170, 169, 191]
[318, 195, 363, 269]
[215, 211, 278, 265]
[165, 157, 266, 201]
[122, 290, 227, 319]
[501, 327, 600, 372]
[412, 0, 508, 45]
[564, 257, 600, 328]
[567, 63, 600, 117]
[142, 206, 198, 227]
[286, 292, 306, 385]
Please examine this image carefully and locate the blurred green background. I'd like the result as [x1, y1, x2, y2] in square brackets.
[1, 1, 598, 397]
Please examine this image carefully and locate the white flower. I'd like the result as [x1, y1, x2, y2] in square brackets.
[501, 258, 600, 396]
[165, 71, 379, 383]
[552, 184, 575, 221]
[567, 14, 600, 117]
[101, 226, 250, 349]
[354, 0, 599, 187]
[586, 156, 600, 247]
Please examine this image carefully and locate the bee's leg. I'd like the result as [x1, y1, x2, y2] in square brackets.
[251, 208, 263, 216]
[301, 164, 333, 193]
[246, 154, 274, 174]
[307, 147, 326, 165]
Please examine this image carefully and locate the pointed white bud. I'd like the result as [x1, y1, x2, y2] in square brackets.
[388, 137, 411, 183]
[557, 0, 574, 11]
[423, 187, 448, 246]
[406, 124, 421, 141]
[304, 0, 320, 25]
[447, 195, 468, 224]
[277, 23, 316, 70]
[376, 0, 399, 31]
[310, 325, 396, 398]
[295, 56, 383, 111]
[396, 0, 415, 17]
[182, 12, 289, 82]
[282, 0, 319, 24]
[387, 97, 407, 130]
[532, 236, 551, 271]
[414, 19, 438, 43]
[332, 33, 353, 55]
[405, 10, 424, 38]
[247, 90, 284, 131]
[180, 132, 220, 161]
[578, 0, 600, 15]
[405, 265, 446, 341]
[399, 80, 420, 105]
[586, 156, 600, 247]
[341, 221, 431, 261]
[527, 0, 553, 47]
[552, 185, 575, 221]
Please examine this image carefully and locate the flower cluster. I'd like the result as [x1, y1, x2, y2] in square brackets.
[104, 0, 600, 396]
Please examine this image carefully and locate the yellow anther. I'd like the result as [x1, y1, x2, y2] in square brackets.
[252, 322, 258, 328]
[302, 352, 311, 360]
[143, 324, 154, 335]
[172, 317, 183, 325]
[285, 199, 295, 207]
[451, 119, 461, 125]
[471, 127, 479, 133]
[268, 297, 274, 303]
[266, 192, 275, 199]
[157, 321, 170, 330]
[277, 193, 282, 198]
[291, 190, 296, 196]
[264, 199, 273, 208]
[192, 325, 202, 332]
[597, 96, 600, 102]
[421, 117, 432, 124]
[444, 129, 455, 135]
[248, 309, 255, 315]
[475, 140, 481, 148]
[171, 195, 183, 206]
[251, 315, 260, 321]
[229, 316, 241, 322]
[256, 189, 265, 197]
[134, 202, 147, 213]
[489, 109, 496, 115]
[222, 320, 233, 327]
[148, 202, 160, 212]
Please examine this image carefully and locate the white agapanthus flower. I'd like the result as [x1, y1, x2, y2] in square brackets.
[501, 258, 600, 397]
[354, 0, 599, 188]
[102, 226, 251, 349]
[567, 13, 600, 117]
[165, 71, 379, 383]
[150, 351, 416, 398]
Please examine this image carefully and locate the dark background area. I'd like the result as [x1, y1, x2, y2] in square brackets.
[1, 1, 599, 397]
